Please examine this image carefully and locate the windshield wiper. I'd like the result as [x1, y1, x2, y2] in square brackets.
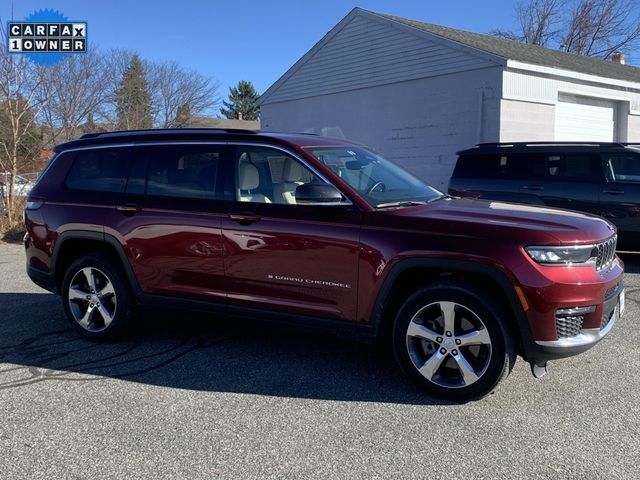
[375, 200, 427, 209]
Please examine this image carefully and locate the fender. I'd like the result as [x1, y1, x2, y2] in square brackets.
[50, 230, 142, 294]
[369, 257, 536, 357]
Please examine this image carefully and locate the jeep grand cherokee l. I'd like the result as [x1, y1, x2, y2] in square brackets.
[24, 129, 625, 401]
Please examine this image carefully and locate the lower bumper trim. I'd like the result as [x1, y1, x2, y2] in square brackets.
[535, 301, 619, 350]
[27, 265, 57, 293]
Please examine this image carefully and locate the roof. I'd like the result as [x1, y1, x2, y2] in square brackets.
[54, 128, 359, 152]
[457, 141, 640, 155]
[369, 10, 640, 83]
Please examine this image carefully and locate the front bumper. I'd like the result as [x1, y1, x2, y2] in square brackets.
[516, 254, 624, 363]
[533, 280, 623, 358]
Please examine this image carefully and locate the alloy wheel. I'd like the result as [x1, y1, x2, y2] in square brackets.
[67, 267, 117, 333]
[405, 301, 492, 388]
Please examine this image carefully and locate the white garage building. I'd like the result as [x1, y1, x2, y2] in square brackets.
[257, 8, 640, 189]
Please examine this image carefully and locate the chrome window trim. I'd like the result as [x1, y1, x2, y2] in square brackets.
[57, 141, 355, 207]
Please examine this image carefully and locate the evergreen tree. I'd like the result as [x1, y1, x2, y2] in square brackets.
[116, 55, 152, 130]
[174, 103, 191, 127]
[220, 80, 259, 120]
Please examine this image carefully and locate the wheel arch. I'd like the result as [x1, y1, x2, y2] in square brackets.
[369, 258, 533, 355]
[51, 231, 140, 294]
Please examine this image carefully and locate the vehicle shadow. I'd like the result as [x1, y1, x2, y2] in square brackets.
[0, 292, 450, 406]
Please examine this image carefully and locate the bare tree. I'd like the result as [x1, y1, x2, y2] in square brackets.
[147, 61, 220, 128]
[0, 24, 47, 226]
[561, 0, 640, 58]
[494, 0, 640, 61]
[38, 51, 110, 144]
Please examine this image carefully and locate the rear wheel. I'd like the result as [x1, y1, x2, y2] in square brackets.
[62, 253, 136, 340]
[392, 282, 516, 401]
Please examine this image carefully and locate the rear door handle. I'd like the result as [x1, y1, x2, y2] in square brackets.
[229, 212, 261, 225]
[116, 203, 142, 215]
[602, 189, 624, 195]
[523, 185, 544, 191]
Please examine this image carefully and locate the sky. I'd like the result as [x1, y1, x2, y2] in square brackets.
[0, 0, 570, 101]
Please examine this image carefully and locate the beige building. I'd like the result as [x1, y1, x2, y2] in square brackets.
[258, 8, 640, 189]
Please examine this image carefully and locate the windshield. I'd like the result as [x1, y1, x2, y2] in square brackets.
[305, 146, 442, 207]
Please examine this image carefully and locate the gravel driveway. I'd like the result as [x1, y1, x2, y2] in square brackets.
[1, 243, 638, 479]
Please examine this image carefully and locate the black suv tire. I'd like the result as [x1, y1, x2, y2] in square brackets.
[61, 253, 136, 341]
[392, 282, 516, 401]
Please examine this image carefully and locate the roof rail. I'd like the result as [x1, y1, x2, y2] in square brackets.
[79, 128, 259, 139]
[476, 141, 626, 147]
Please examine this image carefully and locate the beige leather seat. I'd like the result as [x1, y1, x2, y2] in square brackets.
[273, 158, 304, 204]
[238, 163, 271, 203]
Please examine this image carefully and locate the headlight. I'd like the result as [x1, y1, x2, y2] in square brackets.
[525, 245, 597, 266]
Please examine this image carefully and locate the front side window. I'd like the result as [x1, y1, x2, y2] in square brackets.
[604, 154, 640, 183]
[305, 146, 441, 207]
[233, 146, 325, 205]
[66, 148, 130, 192]
[146, 145, 223, 200]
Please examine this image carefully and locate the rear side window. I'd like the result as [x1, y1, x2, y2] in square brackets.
[65, 148, 130, 192]
[146, 145, 223, 200]
[604, 154, 640, 183]
[454, 154, 544, 179]
[547, 154, 601, 181]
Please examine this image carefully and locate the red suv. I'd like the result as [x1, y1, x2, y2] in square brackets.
[24, 129, 625, 401]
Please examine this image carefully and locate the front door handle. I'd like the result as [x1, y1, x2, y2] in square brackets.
[523, 185, 544, 191]
[116, 203, 142, 215]
[602, 189, 624, 195]
[229, 212, 261, 225]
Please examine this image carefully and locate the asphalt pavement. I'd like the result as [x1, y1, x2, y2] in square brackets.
[1, 243, 638, 479]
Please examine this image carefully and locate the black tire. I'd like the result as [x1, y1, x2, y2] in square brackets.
[392, 282, 516, 402]
[61, 253, 136, 341]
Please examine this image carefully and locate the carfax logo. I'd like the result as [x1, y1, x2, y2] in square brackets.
[6, 9, 87, 65]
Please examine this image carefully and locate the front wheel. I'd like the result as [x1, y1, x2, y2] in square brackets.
[392, 282, 516, 401]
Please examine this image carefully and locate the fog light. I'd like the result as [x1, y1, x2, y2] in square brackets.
[555, 306, 595, 338]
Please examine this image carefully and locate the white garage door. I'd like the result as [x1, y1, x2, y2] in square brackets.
[555, 93, 617, 142]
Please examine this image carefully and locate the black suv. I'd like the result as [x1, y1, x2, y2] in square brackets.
[449, 142, 640, 250]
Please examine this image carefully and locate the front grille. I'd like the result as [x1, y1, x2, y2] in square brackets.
[595, 236, 617, 271]
[556, 316, 584, 338]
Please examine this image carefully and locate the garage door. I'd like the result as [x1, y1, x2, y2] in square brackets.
[555, 93, 617, 142]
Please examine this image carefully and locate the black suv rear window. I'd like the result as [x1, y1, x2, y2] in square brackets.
[454, 154, 545, 179]
[65, 148, 130, 192]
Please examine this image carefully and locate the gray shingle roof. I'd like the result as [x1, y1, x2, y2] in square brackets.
[370, 10, 640, 83]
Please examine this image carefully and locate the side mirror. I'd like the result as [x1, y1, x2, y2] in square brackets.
[295, 183, 350, 207]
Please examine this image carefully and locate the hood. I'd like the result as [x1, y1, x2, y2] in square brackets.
[382, 197, 615, 245]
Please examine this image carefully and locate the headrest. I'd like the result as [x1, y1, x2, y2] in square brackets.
[239, 163, 259, 190]
[283, 158, 303, 182]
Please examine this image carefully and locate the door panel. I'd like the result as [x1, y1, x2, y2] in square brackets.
[599, 153, 640, 249]
[222, 145, 361, 321]
[222, 206, 361, 320]
[528, 153, 602, 215]
[110, 145, 228, 300]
